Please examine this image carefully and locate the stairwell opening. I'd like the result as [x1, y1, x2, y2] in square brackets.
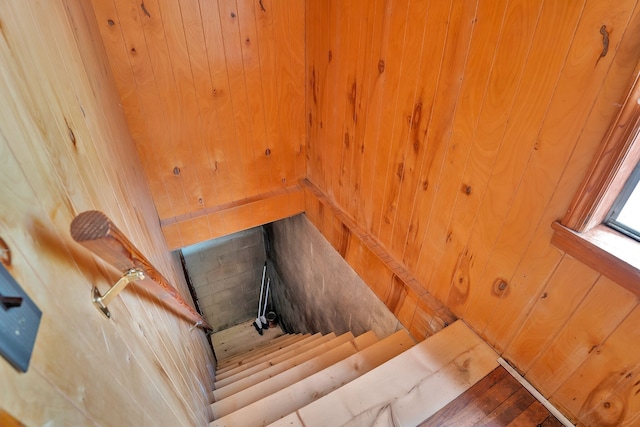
[178, 213, 403, 340]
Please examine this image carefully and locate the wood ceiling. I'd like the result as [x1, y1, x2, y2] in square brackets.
[92, 0, 305, 247]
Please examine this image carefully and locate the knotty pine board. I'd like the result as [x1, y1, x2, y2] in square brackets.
[305, 0, 640, 424]
[480, 0, 640, 351]
[502, 256, 600, 372]
[551, 305, 640, 425]
[434, 0, 548, 318]
[91, 0, 306, 222]
[375, 0, 432, 248]
[0, 1, 214, 425]
[525, 275, 638, 397]
[460, 0, 639, 340]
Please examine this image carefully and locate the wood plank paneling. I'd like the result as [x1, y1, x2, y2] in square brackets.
[91, 0, 306, 236]
[0, 1, 214, 425]
[306, 0, 640, 424]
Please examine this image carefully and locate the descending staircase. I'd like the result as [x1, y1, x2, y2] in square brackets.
[210, 320, 499, 427]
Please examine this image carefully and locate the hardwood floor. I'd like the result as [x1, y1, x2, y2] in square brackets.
[420, 366, 563, 426]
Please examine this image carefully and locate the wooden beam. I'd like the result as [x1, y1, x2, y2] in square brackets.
[70, 210, 212, 330]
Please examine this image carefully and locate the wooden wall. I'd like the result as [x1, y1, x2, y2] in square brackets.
[306, 0, 640, 425]
[91, 0, 306, 248]
[0, 1, 214, 425]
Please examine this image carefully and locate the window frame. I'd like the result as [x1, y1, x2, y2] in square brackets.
[551, 69, 640, 296]
[605, 160, 640, 242]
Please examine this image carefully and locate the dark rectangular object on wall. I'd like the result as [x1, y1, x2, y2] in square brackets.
[0, 263, 41, 372]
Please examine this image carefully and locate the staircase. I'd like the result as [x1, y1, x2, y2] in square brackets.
[210, 320, 499, 426]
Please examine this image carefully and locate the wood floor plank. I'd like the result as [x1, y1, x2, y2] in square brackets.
[419, 367, 512, 426]
[478, 387, 537, 425]
[506, 400, 554, 426]
[422, 365, 565, 426]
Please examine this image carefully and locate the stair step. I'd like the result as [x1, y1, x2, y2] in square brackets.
[211, 332, 377, 417]
[218, 328, 292, 366]
[272, 320, 499, 427]
[215, 333, 325, 383]
[213, 321, 285, 362]
[217, 333, 297, 369]
[210, 329, 414, 427]
[216, 334, 307, 375]
[213, 332, 372, 400]
[351, 330, 379, 350]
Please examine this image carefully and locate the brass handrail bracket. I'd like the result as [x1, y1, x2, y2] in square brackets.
[92, 268, 145, 318]
[71, 210, 212, 330]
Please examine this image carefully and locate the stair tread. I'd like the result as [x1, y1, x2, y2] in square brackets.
[217, 333, 296, 368]
[210, 329, 414, 427]
[215, 333, 327, 384]
[214, 322, 286, 362]
[277, 320, 499, 427]
[213, 331, 358, 400]
[211, 332, 369, 417]
[216, 334, 308, 374]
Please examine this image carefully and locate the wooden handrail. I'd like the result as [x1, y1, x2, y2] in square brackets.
[70, 210, 212, 330]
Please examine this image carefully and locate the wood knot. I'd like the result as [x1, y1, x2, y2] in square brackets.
[265, 148, 271, 156]
[492, 278, 509, 296]
[378, 59, 385, 74]
[396, 162, 405, 182]
[230, 12, 236, 18]
[65, 118, 76, 146]
[328, 50, 332, 62]
[107, 19, 115, 26]
[0, 237, 11, 266]
[463, 184, 472, 195]
[173, 166, 180, 175]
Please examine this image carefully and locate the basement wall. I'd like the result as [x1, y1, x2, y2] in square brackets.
[0, 2, 214, 426]
[265, 215, 401, 339]
[182, 228, 266, 332]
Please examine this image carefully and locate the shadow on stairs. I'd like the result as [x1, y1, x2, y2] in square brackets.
[209, 320, 509, 426]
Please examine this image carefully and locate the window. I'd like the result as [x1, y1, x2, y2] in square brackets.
[551, 71, 640, 295]
[606, 161, 640, 241]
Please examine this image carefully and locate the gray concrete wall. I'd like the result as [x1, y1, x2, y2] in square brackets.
[265, 214, 401, 338]
[182, 227, 266, 332]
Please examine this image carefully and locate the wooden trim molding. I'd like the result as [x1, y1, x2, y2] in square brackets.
[552, 63, 640, 296]
[562, 66, 640, 231]
[551, 222, 640, 295]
